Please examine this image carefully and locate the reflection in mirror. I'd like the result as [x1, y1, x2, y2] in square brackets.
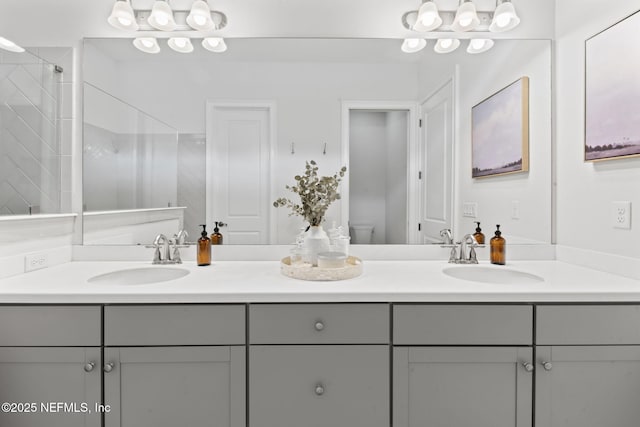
[82, 83, 181, 244]
[1, 50, 62, 216]
[82, 37, 552, 245]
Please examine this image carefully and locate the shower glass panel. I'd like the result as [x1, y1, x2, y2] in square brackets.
[83, 83, 178, 212]
[0, 50, 61, 215]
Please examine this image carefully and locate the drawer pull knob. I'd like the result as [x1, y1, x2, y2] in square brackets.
[104, 362, 115, 373]
[315, 384, 325, 396]
[84, 362, 95, 372]
[314, 321, 325, 331]
[542, 361, 553, 371]
[522, 362, 534, 373]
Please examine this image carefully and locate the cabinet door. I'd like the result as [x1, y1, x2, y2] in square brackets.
[250, 345, 389, 427]
[104, 346, 245, 427]
[394, 347, 533, 427]
[536, 346, 640, 427]
[0, 347, 101, 427]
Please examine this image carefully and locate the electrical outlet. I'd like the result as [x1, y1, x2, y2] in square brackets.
[462, 202, 478, 218]
[511, 201, 520, 220]
[611, 201, 631, 229]
[25, 252, 49, 272]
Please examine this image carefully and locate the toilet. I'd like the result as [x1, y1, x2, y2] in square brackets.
[350, 224, 374, 244]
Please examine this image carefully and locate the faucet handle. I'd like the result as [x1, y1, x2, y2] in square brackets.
[469, 246, 478, 263]
[152, 247, 162, 264]
[171, 246, 183, 264]
[448, 246, 458, 263]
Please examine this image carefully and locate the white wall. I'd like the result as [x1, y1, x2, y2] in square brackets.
[418, 40, 552, 243]
[555, 0, 640, 259]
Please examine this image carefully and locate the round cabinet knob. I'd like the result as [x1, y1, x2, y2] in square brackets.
[314, 321, 325, 331]
[314, 384, 325, 396]
[104, 362, 115, 373]
[523, 362, 534, 373]
[83, 362, 95, 372]
[542, 361, 553, 371]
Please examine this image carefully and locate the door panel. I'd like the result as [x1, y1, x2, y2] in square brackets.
[394, 346, 532, 427]
[104, 346, 245, 427]
[0, 347, 101, 427]
[419, 79, 454, 243]
[536, 346, 640, 427]
[207, 105, 271, 244]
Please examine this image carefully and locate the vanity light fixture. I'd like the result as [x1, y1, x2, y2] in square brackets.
[451, 0, 480, 32]
[107, 0, 139, 31]
[148, 0, 177, 31]
[133, 37, 161, 54]
[168, 37, 194, 53]
[401, 38, 427, 53]
[202, 37, 227, 53]
[434, 38, 461, 54]
[467, 38, 494, 54]
[413, 1, 443, 32]
[489, 0, 520, 32]
[186, 0, 215, 31]
[0, 37, 25, 53]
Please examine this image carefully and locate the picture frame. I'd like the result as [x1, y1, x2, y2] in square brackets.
[585, 10, 640, 162]
[471, 77, 530, 178]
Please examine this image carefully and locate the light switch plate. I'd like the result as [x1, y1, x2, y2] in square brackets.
[611, 201, 631, 229]
[25, 252, 49, 272]
[511, 201, 520, 220]
[462, 202, 478, 218]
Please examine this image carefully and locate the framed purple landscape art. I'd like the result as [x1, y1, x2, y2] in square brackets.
[472, 77, 530, 178]
[585, 10, 640, 162]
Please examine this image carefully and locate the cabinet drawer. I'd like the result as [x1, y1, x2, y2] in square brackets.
[104, 305, 245, 346]
[249, 304, 389, 344]
[0, 306, 100, 346]
[537, 305, 640, 345]
[250, 345, 389, 427]
[394, 305, 533, 345]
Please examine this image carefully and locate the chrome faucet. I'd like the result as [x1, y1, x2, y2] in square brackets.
[441, 233, 481, 264]
[175, 229, 189, 245]
[440, 228, 453, 245]
[146, 233, 187, 265]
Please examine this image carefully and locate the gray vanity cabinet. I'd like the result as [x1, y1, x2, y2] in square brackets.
[535, 306, 640, 427]
[393, 305, 534, 427]
[103, 305, 246, 427]
[248, 304, 390, 427]
[0, 306, 102, 427]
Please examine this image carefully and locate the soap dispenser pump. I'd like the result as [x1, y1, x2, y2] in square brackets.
[473, 221, 485, 244]
[490, 224, 506, 265]
[211, 221, 223, 245]
[197, 224, 211, 266]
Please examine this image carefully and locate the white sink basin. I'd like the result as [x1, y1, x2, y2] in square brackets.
[88, 267, 190, 286]
[443, 266, 544, 284]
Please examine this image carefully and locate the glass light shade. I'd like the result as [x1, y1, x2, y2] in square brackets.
[0, 37, 25, 53]
[413, 1, 443, 32]
[401, 38, 427, 53]
[187, 1, 215, 31]
[133, 37, 160, 54]
[202, 37, 227, 53]
[168, 37, 194, 53]
[451, 1, 480, 32]
[467, 38, 495, 54]
[489, 1, 521, 32]
[434, 38, 460, 54]
[148, 1, 177, 31]
[107, 0, 139, 31]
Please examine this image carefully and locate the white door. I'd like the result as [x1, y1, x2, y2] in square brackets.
[419, 79, 454, 243]
[207, 105, 272, 244]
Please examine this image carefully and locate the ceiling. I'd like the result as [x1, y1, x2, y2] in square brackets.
[1, 0, 555, 46]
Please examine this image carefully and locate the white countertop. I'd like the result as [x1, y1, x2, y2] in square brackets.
[0, 259, 639, 303]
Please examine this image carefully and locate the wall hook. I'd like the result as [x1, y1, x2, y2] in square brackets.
[291, 142, 295, 155]
[323, 142, 327, 155]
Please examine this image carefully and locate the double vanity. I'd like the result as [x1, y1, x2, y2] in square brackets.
[1, 258, 640, 427]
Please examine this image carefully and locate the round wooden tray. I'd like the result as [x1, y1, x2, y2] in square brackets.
[281, 256, 363, 281]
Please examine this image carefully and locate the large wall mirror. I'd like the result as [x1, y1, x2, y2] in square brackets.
[82, 37, 552, 246]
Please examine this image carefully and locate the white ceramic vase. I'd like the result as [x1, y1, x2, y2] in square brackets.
[304, 225, 331, 266]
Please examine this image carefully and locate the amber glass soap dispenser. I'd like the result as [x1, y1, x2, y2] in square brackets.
[490, 225, 506, 265]
[473, 221, 485, 244]
[211, 221, 223, 245]
[197, 224, 211, 266]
